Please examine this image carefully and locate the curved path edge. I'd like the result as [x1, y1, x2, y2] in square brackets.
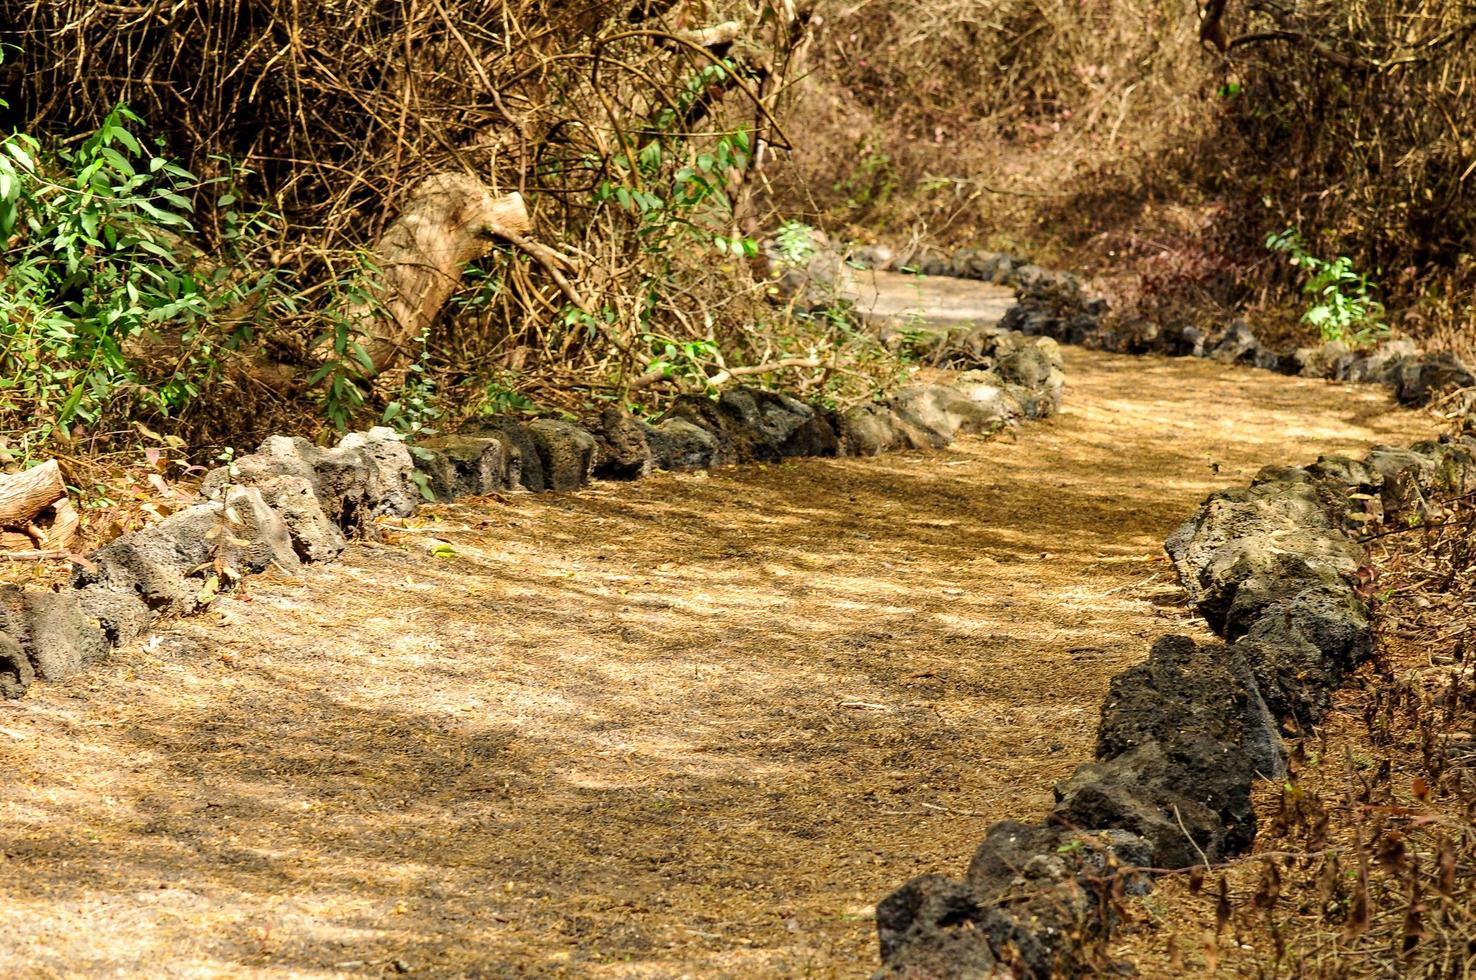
[0, 331, 1064, 702]
[874, 427, 1476, 978]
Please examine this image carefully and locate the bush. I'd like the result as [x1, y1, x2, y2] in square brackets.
[0, 104, 277, 455]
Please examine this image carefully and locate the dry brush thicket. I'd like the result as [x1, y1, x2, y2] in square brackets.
[781, 0, 1476, 355]
[1, 0, 885, 449]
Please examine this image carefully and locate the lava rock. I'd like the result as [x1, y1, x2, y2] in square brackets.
[415, 434, 511, 498]
[1164, 479, 1361, 632]
[0, 632, 34, 699]
[590, 406, 653, 480]
[251, 475, 347, 563]
[1393, 352, 1476, 406]
[460, 417, 546, 492]
[642, 417, 719, 470]
[526, 419, 596, 491]
[1053, 736, 1256, 869]
[0, 586, 110, 683]
[75, 584, 153, 647]
[874, 875, 997, 978]
[202, 427, 419, 533]
[1097, 635, 1286, 780]
[76, 488, 299, 617]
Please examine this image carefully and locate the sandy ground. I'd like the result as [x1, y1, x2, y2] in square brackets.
[0, 349, 1434, 978]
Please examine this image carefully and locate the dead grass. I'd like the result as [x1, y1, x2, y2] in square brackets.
[0, 348, 1433, 978]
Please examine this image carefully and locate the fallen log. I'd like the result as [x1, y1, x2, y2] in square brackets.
[0, 461, 65, 528]
[348, 174, 532, 378]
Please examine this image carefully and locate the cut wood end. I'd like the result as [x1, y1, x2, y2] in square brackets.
[484, 190, 532, 240]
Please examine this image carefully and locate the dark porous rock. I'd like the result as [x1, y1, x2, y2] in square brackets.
[415, 434, 510, 498]
[1339, 338, 1417, 383]
[874, 875, 998, 978]
[1233, 627, 1338, 725]
[1208, 321, 1266, 366]
[526, 419, 596, 491]
[876, 822, 1150, 979]
[460, 417, 546, 492]
[641, 417, 719, 471]
[1217, 573, 1371, 727]
[75, 489, 299, 617]
[1053, 736, 1256, 869]
[590, 406, 653, 481]
[0, 632, 34, 699]
[716, 387, 837, 462]
[964, 821, 1151, 904]
[0, 587, 110, 683]
[1097, 635, 1286, 779]
[1392, 352, 1476, 406]
[666, 395, 737, 463]
[75, 584, 153, 648]
[667, 388, 836, 464]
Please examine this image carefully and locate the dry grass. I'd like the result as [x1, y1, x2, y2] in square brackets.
[0, 348, 1431, 977]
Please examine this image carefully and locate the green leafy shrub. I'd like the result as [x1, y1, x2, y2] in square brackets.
[1266, 229, 1388, 348]
[0, 104, 274, 453]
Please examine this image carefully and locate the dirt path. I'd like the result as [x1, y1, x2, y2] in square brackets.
[0, 350, 1433, 978]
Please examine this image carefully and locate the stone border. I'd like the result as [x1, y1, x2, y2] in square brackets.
[0, 328, 1065, 701]
[851, 244, 1475, 409]
[873, 432, 1476, 977]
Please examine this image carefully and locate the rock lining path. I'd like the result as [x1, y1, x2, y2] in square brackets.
[0, 278, 1435, 978]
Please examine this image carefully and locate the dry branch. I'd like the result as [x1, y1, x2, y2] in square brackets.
[349, 174, 531, 378]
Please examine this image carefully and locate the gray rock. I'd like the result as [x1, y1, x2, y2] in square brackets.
[415, 434, 510, 498]
[667, 388, 837, 464]
[1164, 480, 1361, 631]
[888, 384, 1011, 446]
[1393, 352, 1476, 405]
[203, 427, 418, 534]
[850, 244, 895, 271]
[335, 427, 420, 517]
[838, 401, 926, 454]
[1293, 341, 1351, 378]
[526, 420, 596, 491]
[0, 587, 110, 682]
[0, 632, 34, 699]
[252, 476, 347, 563]
[76, 489, 299, 618]
[642, 417, 719, 471]
[76, 584, 153, 648]
[459, 417, 545, 492]
[590, 406, 653, 481]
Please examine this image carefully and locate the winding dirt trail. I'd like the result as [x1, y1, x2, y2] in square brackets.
[0, 348, 1433, 978]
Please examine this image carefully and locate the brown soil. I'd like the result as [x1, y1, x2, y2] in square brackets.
[0, 349, 1434, 978]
